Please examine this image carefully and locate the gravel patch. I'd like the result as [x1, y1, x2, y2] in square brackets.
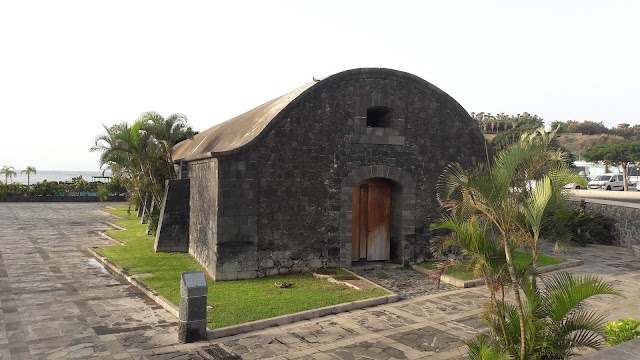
[350, 266, 456, 299]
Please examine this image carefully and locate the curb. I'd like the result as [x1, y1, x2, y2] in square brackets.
[341, 268, 398, 294]
[105, 222, 127, 230]
[86, 247, 179, 318]
[311, 268, 398, 292]
[97, 231, 126, 246]
[206, 292, 401, 339]
[413, 259, 584, 288]
[98, 209, 121, 219]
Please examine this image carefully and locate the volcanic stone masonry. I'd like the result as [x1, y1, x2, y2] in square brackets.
[155, 68, 488, 280]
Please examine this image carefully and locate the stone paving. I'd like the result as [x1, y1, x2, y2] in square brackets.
[349, 267, 456, 299]
[0, 203, 188, 359]
[1, 203, 639, 359]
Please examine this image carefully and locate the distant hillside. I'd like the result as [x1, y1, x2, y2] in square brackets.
[556, 133, 624, 157]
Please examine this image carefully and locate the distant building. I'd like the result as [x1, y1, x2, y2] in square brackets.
[574, 161, 623, 177]
[155, 68, 488, 280]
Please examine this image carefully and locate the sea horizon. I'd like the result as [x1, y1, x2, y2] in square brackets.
[2, 170, 113, 185]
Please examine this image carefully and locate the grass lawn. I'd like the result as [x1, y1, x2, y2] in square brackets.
[97, 206, 387, 329]
[419, 251, 566, 281]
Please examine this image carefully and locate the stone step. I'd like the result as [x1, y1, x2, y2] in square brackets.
[349, 263, 403, 271]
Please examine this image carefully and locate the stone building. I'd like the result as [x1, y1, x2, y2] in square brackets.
[155, 68, 487, 281]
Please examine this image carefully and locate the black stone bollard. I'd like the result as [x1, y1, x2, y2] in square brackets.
[178, 271, 208, 343]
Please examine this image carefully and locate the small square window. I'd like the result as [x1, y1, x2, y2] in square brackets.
[367, 106, 393, 128]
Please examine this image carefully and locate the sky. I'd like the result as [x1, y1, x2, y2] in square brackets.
[1, 0, 639, 171]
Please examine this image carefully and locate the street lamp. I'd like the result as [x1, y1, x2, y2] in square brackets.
[544, 124, 552, 145]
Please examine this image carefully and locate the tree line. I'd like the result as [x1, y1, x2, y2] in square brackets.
[474, 112, 640, 140]
[0, 165, 37, 185]
[474, 113, 640, 187]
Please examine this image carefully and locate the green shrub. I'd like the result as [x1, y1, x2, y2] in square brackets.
[147, 208, 161, 235]
[0, 180, 113, 198]
[32, 181, 59, 196]
[96, 185, 110, 202]
[566, 200, 616, 246]
[605, 318, 640, 346]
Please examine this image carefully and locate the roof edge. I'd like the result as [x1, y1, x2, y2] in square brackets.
[176, 67, 472, 162]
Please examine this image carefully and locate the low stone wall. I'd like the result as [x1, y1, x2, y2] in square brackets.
[580, 337, 640, 359]
[0, 196, 125, 202]
[571, 198, 640, 248]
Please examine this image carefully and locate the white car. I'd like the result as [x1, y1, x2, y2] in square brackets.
[588, 174, 625, 191]
[563, 182, 585, 190]
[563, 173, 589, 190]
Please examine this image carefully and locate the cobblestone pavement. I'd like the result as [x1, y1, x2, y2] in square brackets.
[0, 203, 195, 359]
[1, 203, 639, 359]
[349, 267, 456, 299]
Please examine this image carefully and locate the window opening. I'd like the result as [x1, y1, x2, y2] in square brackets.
[366, 106, 393, 128]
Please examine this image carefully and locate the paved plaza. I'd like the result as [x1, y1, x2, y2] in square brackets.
[0, 203, 639, 359]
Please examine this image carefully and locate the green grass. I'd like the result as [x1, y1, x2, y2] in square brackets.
[419, 251, 566, 281]
[97, 206, 387, 329]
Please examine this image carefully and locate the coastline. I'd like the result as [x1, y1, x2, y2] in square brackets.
[4, 170, 112, 185]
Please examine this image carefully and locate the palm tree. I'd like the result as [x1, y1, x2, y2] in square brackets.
[91, 122, 153, 203]
[21, 166, 36, 186]
[90, 113, 195, 232]
[0, 166, 17, 184]
[434, 130, 586, 360]
[138, 111, 195, 178]
[466, 272, 620, 359]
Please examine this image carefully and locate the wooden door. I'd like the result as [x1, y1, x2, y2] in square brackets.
[351, 179, 391, 261]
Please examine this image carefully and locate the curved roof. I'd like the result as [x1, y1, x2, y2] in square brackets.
[172, 81, 317, 161]
[172, 68, 471, 162]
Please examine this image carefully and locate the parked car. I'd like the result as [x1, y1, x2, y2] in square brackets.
[563, 173, 589, 190]
[588, 174, 626, 190]
[563, 182, 585, 190]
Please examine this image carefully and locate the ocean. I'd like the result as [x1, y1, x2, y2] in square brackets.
[2, 170, 113, 185]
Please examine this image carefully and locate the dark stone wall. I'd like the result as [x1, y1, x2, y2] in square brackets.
[154, 178, 190, 253]
[206, 74, 487, 279]
[214, 156, 259, 280]
[188, 160, 219, 279]
[577, 200, 640, 248]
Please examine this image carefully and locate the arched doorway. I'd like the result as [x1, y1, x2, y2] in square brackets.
[352, 178, 391, 261]
[340, 165, 416, 267]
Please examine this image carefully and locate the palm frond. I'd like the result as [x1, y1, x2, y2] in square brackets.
[542, 273, 621, 322]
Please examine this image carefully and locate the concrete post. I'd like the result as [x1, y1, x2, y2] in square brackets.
[141, 195, 153, 224]
[136, 194, 145, 218]
[178, 271, 208, 343]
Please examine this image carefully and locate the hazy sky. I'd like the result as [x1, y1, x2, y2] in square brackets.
[1, 1, 638, 171]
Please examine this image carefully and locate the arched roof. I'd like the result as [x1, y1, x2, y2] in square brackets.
[172, 68, 471, 162]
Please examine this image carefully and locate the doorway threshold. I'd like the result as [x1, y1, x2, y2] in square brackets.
[350, 262, 402, 271]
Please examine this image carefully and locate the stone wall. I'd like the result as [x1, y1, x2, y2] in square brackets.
[188, 159, 219, 278]
[253, 76, 484, 268]
[205, 74, 486, 280]
[214, 155, 260, 280]
[577, 199, 640, 248]
[154, 178, 190, 253]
